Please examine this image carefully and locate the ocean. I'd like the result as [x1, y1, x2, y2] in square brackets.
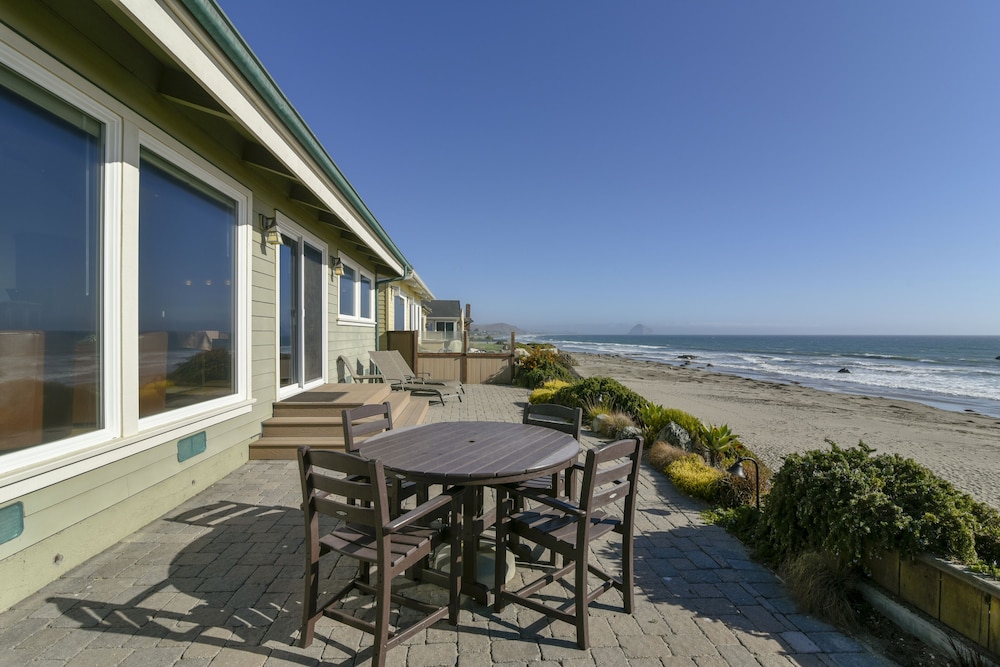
[523, 334, 1000, 419]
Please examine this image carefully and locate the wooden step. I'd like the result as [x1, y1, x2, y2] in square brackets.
[271, 383, 392, 418]
[249, 383, 430, 460]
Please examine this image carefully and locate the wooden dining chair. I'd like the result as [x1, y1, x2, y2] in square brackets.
[517, 403, 584, 499]
[297, 446, 463, 667]
[493, 436, 643, 649]
[342, 402, 425, 515]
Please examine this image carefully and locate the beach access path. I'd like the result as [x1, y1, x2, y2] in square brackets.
[572, 352, 1000, 511]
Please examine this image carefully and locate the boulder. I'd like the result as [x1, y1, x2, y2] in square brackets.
[838, 367, 850, 374]
[658, 421, 696, 452]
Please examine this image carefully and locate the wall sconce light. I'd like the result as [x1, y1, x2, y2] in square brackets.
[331, 257, 344, 278]
[727, 456, 761, 511]
[260, 214, 282, 246]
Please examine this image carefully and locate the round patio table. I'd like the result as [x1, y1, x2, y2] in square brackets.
[358, 421, 581, 604]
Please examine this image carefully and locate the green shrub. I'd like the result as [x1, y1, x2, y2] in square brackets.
[514, 346, 578, 389]
[528, 380, 571, 404]
[551, 376, 648, 423]
[753, 440, 1000, 571]
[640, 404, 704, 451]
[665, 454, 724, 503]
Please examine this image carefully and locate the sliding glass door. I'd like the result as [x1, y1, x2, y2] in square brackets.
[277, 221, 326, 397]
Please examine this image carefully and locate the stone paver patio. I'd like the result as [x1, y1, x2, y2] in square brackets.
[0, 383, 891, 666]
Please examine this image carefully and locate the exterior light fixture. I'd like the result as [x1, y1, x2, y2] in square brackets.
[727, 456, 761, 511]
[260, 214, 282, 246]
[331, 257, 345, 278]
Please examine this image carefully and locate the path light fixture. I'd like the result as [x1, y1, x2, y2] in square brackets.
[727, 456, 761, 511]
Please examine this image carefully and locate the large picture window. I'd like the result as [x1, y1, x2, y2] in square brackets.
[0, 69, 104, 453]
[138, 151, 236, 417]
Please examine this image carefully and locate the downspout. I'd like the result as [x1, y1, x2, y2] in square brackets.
[374, 267, 412, 350]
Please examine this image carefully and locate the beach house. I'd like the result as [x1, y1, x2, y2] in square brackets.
[0, 0, 433, 611]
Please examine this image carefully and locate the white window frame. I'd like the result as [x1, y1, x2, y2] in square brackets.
[0, 28, 252, 499]
[132, 131, 251, 433]
[336, 255, 376, 326]
[274, 211, 328, 400]
[0, 38, 123, 473]
[393, 289, 408, 330]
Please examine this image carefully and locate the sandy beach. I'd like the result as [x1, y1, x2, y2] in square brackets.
[570, 352, 1000, 510]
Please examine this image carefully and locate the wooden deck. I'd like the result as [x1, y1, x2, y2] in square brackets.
[249, 383, 431, 460]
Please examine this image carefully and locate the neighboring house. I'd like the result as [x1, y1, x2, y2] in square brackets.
[423, 300, 466, 352]
[0, 0, 431, 611]
[378, 271, 434, 350]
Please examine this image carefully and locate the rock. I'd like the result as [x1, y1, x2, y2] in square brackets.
[658, 421, 696, 452]
[838, 367, 850, 373]
[592, 414, 613, 434]
[629, 324, 652, 335]
[514, 347, 529, 359]
[677, 354, 697, 360]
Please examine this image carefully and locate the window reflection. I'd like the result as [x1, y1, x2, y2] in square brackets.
[339, 266, 355, 316]
[0, 73, 103, 453]
[138, 152, 235, 417]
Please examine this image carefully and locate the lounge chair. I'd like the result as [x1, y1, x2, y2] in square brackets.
[368, 350, 462, 404]
[336, 355, 382, 383]
[369, 349, 464, 393]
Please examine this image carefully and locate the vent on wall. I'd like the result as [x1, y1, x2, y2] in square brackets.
[177, 432, 207, 463]
[0, 502, 24, 545]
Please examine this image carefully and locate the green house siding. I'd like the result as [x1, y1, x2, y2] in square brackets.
[0, 1, 423, 611]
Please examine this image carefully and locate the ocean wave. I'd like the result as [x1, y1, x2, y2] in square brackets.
[532, 334, 1000, 417]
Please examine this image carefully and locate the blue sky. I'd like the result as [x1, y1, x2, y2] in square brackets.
[217, 1, 1000, 335]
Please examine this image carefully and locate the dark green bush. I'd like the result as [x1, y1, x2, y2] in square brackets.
[513, 345, 578, 389]
[753, 440, 1000, 571]
[551, 376, 648, 422]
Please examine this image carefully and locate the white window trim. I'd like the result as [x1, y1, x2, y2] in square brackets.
[0, 26, 254, 496]
[336, 254, 376, 326]
[274, 211, 328, 400]
[133, 130, 252, 434]
[0, 33, 124, 476]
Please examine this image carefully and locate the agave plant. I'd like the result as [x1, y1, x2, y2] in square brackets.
[697, 423, 740, 467]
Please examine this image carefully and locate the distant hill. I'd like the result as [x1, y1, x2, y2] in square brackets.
[474, 323, 523, 335]
[629, 324, 653, 335]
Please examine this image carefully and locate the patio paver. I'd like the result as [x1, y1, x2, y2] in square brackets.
[0, 383, 892, 666]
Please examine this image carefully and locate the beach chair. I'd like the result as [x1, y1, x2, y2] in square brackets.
[368, 350, 463, 404]
[336, 355, 382, 384]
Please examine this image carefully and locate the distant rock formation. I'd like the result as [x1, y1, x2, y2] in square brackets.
[474, 323, 523, 335]
[629, 324, 652, 335]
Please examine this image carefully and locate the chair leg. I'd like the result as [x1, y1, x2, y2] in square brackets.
[373, 565, 391, 667]
[300, 558, 319, 648]
[622, 532, 635, 613]
[575, 553, 589, 649]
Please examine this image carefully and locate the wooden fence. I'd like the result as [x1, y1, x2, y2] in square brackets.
[384, 330, 516, 385]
